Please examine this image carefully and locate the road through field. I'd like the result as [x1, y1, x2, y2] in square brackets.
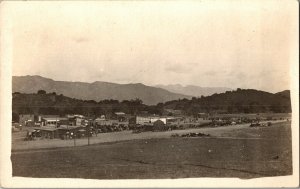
[12, 120, 288, 151]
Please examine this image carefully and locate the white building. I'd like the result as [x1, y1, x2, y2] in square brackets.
[41, 117, 68, 127]
[136, 116, 167, 125]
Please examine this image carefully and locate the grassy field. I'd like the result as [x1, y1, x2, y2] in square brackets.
[11, 121, 292, 179]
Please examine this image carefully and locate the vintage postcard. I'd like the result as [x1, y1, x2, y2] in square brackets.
[0, 0, 299, 188]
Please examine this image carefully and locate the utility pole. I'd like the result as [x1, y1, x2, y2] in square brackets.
[73, 133, 76, 147]
[95, 120, 97, 137]
[87, 123, 90, 146]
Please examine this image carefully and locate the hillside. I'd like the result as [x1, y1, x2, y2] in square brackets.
[275, 90, 291, 99]
[12, 93, 151, 118]
[163, 89, 291, 114]
[12, 75, 191, 105]
[12, 88, 291, 120]
[156, 84, 231, 97]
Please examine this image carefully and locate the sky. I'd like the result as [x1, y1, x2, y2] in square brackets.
[5, 1, 298, 93]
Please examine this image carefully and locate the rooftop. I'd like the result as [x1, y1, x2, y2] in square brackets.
[42, 117, 68, 121]
[115, 112, 126, 115]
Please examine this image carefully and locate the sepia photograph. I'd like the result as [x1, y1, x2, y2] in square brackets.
[0, 0, 299, 188]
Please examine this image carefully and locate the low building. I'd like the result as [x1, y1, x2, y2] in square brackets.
[113, 112, 127, 121]
[94, 117, 105, 123]
[166, 116, 183, 125]
[36, 127, 57, 139]
[56, 126, 84, 139]
[67, 115, 86, 126]
[38, 115, 60, 122]
[41, 117, 69, 127]
[19, 114, 35, 126]
[95, 119, 118, 127]
[28, 126, 86, 140]
[136, 116, 167, 125]
[12, 121, 23, 131]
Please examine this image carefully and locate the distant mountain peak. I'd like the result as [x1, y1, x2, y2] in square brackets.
[92, 81, 117, 85]
[12, 75, 191, 105]
[155, 84, 232, 97]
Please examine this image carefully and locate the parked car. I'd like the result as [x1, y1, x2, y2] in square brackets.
[12, 121, 22, 131]
[250, 123, 261, 127]
[24, 130, 35, 141]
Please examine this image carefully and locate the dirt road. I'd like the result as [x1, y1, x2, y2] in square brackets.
[12, 120, 288, 151]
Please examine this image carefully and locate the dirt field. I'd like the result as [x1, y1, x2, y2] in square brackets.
[210, 113, 291, 118]
[11, 121, 292, 179]
[12, 120, 288, 151]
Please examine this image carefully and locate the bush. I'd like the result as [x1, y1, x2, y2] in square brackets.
[37, 90, 46, 95]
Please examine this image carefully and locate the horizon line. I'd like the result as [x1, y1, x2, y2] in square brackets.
[12, 74, 234, 89]
[12, 74, 289, 94]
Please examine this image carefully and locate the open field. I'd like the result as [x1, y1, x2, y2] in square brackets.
[11, 121, 292, 179]
[12, 120, 286, 151]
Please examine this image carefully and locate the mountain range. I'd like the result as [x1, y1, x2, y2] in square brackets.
[12, 75, 191, 105]
[155, 84, 232, 97]
[12, 76, 291, 110]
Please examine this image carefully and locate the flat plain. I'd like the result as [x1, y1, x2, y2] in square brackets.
[11, 121, 292, 179]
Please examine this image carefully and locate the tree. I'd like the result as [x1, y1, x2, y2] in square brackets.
[12, 112, 19, 122]
[37, 90, 46, 95]
[131, 98, 143, 105]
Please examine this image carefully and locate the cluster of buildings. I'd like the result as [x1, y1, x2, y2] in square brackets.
[17, 111, 208, 126]
[19, 114, 88, 128]
[14, 111, 214, 140]
[17, 112, 189, 128]
[16, 111, 289, 139]
[13, 110, 291, 140]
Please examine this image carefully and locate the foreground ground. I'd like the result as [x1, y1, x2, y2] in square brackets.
[11, 121, 292, 179]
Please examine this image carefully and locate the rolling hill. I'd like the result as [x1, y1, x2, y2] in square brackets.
[275, 90, 291, 99]
[163, 88, 291, 114]
[12, 92, 149, 117]
[12, 75, 191, 105]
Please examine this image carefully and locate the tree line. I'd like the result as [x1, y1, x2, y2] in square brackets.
[12, 88, 291, 122]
